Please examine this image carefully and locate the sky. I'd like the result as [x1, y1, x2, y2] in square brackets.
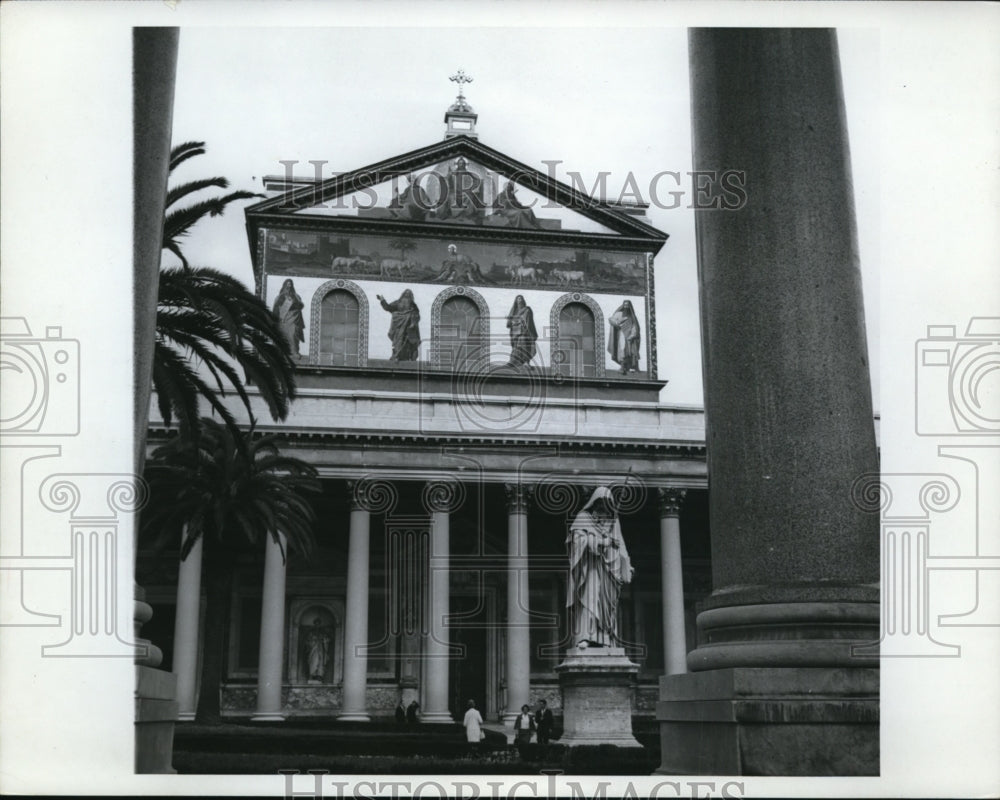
[165, 26, 881, 410]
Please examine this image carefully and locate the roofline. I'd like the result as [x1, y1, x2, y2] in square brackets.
[245, 135, 669, 241]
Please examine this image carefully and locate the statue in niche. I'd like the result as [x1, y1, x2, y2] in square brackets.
[607, 300, 641, 374]
[566, 486, 633, 648]
[377, 289, 421, 361]
[301, 617, 333, 683]
[272, 278, 305, 356]
[493, 181, 540, 229]
[433, 157, 484, 224]
[505, 295, 538, 367]
[389, 173, 431, 222]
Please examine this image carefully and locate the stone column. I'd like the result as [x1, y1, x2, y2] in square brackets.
[132, 27, 179, 773]
[503, 484, 531, 729]
[252, 532, 287, 721]
[656, 29, 880, 776]
[421, 480, 459, 723]
[172, 529, 203, 720]
[339, 482, 373, 721]
[657, 489, 687, 676]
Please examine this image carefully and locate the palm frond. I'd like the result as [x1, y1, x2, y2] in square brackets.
[163, 191, 262, 243]
[165, 177, 230, 211]
[170, 141, 207, 171]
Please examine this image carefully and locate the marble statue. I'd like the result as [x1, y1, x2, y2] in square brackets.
[302, 617, 332, 682]
[607, 300, 641, 374]
[565, 486, 634, 648]
[272, 278, 305, 356]
[377, 289, 421, 361]
[505, 295, 538, 367]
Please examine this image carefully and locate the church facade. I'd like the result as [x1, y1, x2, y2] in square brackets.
[139, 85, 711, 730]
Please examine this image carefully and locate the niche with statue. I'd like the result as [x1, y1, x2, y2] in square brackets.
[288, 600, 343, 685]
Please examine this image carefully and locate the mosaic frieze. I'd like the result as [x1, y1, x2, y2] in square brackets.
[264, 229, 648, 296]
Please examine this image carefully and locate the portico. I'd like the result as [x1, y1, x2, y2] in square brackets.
[156, 413, 709, 723]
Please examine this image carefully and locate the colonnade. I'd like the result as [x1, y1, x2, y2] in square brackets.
[169, 479, 692, 722]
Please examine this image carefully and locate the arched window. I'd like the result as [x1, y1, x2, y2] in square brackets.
[319, 289, 360, 366]
[438, 295, 482, 369]
[557, 302, 597, 377]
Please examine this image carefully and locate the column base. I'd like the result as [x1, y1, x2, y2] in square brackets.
[135, 665, 178, 774]
[555, 647, 641, 748]
[251, 713, 286, 722]
[177, 711, 196, 722]
[655, 667, 879, 776]
[337, 712, 371, 722]
[420, 712, 455, 724]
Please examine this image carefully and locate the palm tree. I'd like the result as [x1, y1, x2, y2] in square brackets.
[153, 141, 291, 438]
[154, 265, 297, 437]
[390, 238, 417, 261]
[163, 141, 263, 269]
[142, 418, 319, 725]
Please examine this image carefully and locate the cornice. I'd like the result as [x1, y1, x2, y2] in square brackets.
[146, 423, 706, 457]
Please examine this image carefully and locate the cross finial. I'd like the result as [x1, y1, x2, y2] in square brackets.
[450, 69, 473, 100]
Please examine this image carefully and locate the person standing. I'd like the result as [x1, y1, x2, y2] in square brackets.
[535, 699, 554, 746]
[513, 703, 536, 758]
[463, 699, 484, 756]
[406, 699, 421, 727]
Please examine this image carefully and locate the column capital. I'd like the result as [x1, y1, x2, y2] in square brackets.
[421, 477, 464, 514]
[348, 478, 398, 514]
[657, 487, 687, 518]
[503, 483, 533, 514]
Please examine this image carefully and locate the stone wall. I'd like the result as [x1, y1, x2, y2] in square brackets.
[220, 682, 399, 717]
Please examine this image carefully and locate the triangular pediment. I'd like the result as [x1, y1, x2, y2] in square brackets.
[246, 136, 668, 241]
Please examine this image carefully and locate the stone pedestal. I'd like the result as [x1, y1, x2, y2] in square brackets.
[656, 667, 878, 776]
[135, 664, 178, 774]
[555, 647, 641, 748]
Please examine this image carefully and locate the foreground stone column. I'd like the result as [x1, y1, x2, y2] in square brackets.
[503, 484, 531, 730]
[421, 480, 457, 722]
[172, 530, 203, 720]
[657, 29, 880, 776]
[657, 489, 687, 676]
[253, 532, 287, 721]
[133, 26, 179, 773]
[339, 483, 372, 721]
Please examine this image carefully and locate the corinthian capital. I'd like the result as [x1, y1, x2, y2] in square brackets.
[657, 487, 687, 518]
[504, 483, 533, 514]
